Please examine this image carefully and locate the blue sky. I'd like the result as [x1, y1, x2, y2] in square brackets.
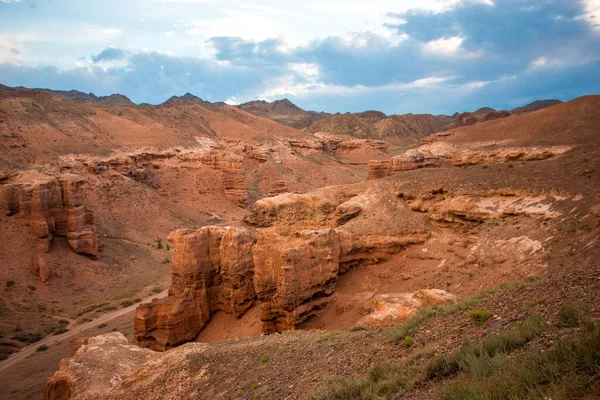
[0, 0, 599, 114]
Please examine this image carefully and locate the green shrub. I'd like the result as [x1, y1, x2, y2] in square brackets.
[36, 344, 48, 352]
[260, 355, 269, 363]
[151, 286, 162, 293]
[156, 238, 163, 249]
[468, 310, 491, 325]
[426, 315, 543, 380]
[97, 323, 107, 329]
[557, 301, 585, 328]
[403, 337, 414, 348]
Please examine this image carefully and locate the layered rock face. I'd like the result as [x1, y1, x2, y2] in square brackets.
[253, 229, 341, 333]
[134, 227, 256, 351]
[3, 175, 100, 261]
[79, 148, 248, 206]
[368, 141, 572, 179]
[368, 142, 456, 179]
[134, 219, 426, 349]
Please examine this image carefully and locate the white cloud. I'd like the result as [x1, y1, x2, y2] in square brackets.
[225, 95, 240, 105]
[164, 31, 177, 37]
[579, 0, 600, 30]
[0, 38, 23, 64]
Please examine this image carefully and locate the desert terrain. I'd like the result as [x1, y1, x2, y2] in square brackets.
[0, 86, 598, 400]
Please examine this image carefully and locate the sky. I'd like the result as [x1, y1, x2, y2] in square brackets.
[0, 0, 599, 114]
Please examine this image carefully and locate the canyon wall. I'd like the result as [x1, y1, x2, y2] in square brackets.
[3, 175, 99, 261]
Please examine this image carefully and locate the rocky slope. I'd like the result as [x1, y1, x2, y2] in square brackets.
[305, 111, 454, 147]
[369, 96, 597, 179]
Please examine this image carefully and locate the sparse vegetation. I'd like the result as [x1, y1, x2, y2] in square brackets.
[260, 355, 269, 363]
[36, 344, 48, 352]
[5, 280, 15, 289]
[468, 309, 491, 325]
[318, 316, 552, 400]
[27, 285, 36, 292]
[557, 301, 585, 328]
[439, 322, 600, 400]
[403, 337, 414, 348]
[162, 257, 171, 264]
[151, 286, 162, 293]
[156, 238, 163, 249]
[97, 323, 107, 329]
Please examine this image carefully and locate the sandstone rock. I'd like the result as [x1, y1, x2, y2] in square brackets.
[44, 333, 152, 400]
[253, 229, 341, 334]
[3, 175, 100, 258]
[69, 337, 89, 357]
[368, 142, 457, 179]
[134, 227, 256, 350]
[357, 289, 458, 329]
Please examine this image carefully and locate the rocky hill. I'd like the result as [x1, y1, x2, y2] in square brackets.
[236, 98, 329, 129]
[510, 99, 563, 114]
[305, 111, 455, 147]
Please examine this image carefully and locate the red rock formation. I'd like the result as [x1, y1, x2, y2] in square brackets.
[368, 143, 457, 179]
[81, 148, 248, 206]
[253, 229, 341, 334]
[2, 175, 100, 259]
[134, 226, 256, 350]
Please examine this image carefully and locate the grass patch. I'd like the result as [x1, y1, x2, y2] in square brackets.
[468, 309, 491, 325]
[439, 322, 600, 400]
[425, 315, 544, 380]
[557, 301, 586, 328]
[314, 362, 416, 400]
[260, 355, 269, 363]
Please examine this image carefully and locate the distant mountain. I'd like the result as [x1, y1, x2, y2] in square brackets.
[161, 92, 226, 107]
[510, 99, 563, 114]
[236, 98, 329, 129]
[13, 87, 136, 106]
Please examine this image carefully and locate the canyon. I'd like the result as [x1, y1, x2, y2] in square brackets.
[0, 86, 598, 400]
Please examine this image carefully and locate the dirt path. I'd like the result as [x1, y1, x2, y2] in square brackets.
[0, 289, 168, 373]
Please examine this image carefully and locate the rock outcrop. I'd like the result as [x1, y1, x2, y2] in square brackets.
[368, 142, 457, 179]
[134, 221, 427, 349]
[78, 148, 248, 206]
[134, 227, 256, 350]
[2, 174, 100, 259]
[358, 289, 458, 329]
[253, 229, 341, 334]
[368, 142, 572, 179]
[44, 333, 152, 400]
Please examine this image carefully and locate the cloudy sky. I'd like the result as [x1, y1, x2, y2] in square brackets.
[0, 0, 599, 114]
